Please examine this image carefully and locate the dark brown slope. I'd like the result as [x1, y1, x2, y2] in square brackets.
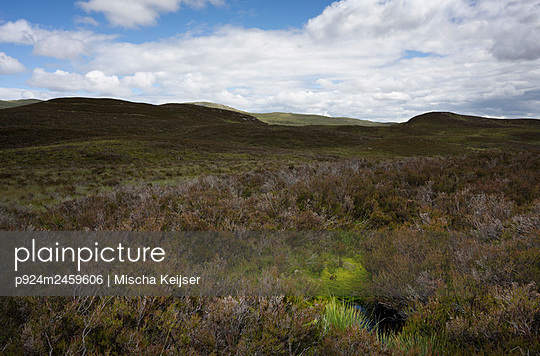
[405, 112, 540, 129]
[1, 99, 538, 154]
[0, 97, 365, 151]
[0, 97, 264, 148]
[399, 111, 540, 151]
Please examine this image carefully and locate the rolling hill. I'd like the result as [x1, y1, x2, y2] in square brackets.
[1, 98, 538, 154]
[0, 97, 264, 149]
[401, 111, 540, 147]
[189, 101, 389, 126]
[2, 97, 537, 216]
[253, 112, 389, 126]
[0, 99, 42, 109]
[3, 98, 388, 126]
[405, 111, 540, 129]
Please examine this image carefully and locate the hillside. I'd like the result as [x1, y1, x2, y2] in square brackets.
[190, 101, 388, 126]
[0, 97, 382, 152]
[0, 97, 264, 149]
[1, 98, 538, 153]
[3, 98, 388, 127]
[401, 111, 540, 147]
[0, 99, 42, 109]
[405, 111, 540, 129]
[254, 112, 389, 126]
[0, 96, 538, 210]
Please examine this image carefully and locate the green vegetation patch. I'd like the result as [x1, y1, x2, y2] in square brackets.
[306, 257, 369, 298]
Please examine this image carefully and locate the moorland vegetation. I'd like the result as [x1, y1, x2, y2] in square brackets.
[0, 98, 539, 355]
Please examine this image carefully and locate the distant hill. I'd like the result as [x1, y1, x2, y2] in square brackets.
[253, 112, 389, 126]
[0, 98, 537, 155]
[6, 99, 388, 127]
[0, 97, 264, 149]
[397, 111, 540, 151]
[0, 97, 380, 152]
[0, 99, 42, 109]
[190, 101, 388, 126]
[190, 102, 241, 112]
[405, 112, 540, 128]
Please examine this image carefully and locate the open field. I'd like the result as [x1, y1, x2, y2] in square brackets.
[1, 98, 539, 354]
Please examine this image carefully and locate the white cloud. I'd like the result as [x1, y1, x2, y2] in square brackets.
[28, 68, 128, 96]
[491, 24, 540, 61]
[85, 70, 127, 95]
[0, 87, 60, 100]
[306, 0, 443, 40]
[32, 33, 87, 59]
[0, 20, 37, 45]
[0, 52, 25, 74]
[27, 68, 161, 97]
[74, 16, 100, 26]
[77, 0, 225, 28]
[13, 0, 540, 120]
[28, 69, 87, 92]
[0, 19, 114, 59]
[122, 71, 157, 90]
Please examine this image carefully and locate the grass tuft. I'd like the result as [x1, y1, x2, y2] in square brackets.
[323, 297, 371, 332]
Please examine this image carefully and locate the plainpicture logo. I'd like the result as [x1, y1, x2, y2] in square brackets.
[14, 239, 166, 271]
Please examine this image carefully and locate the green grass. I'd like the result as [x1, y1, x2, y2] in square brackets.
[323, 297, 371, 332]
[322, 297, 445, 355]
[312, 257, 369, 297]
[254, 112, 389, 126]
[378, 332, 445, 356]
[0, 99, 42, 109]
[0, 98, 538, 211]
[189, 101, 390, 126]
[0, 137, 304, 208]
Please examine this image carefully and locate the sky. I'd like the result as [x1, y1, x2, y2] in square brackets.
[0, 0, 539, 122]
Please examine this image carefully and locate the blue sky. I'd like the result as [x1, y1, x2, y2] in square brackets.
[0, 0, 539, 121]
[0, 1, 333, 35]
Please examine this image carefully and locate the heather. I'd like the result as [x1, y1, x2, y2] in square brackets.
[1, 150, 538, 354]
[1, 100, 539, 354]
